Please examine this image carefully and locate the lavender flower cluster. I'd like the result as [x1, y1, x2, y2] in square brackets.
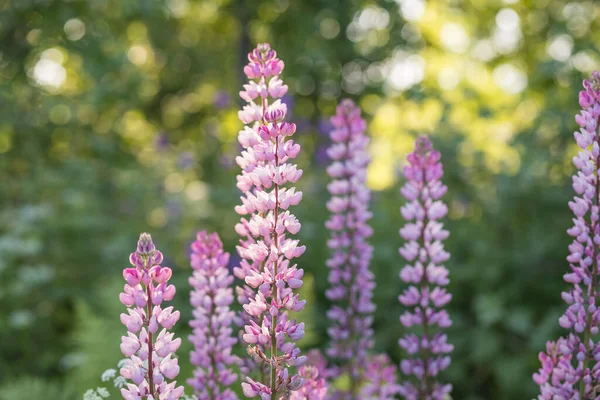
[397, 136, 453, 400]
[534, 72, 600, 399]
[234, 43, 307, 399]
[119, 233, 183, 400]
[324, 99, 376, 399]
[188, 231, 239, 400]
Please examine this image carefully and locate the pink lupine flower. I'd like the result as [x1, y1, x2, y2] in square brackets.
[359, 354, 401, 400]
[234, 43, 306, 399]
[535, 72, 600, 399]
[188, 231, 240, 400]
[398, 137, 453, 400]
[119, 233, 183, 400]
[289, 350, 328, 400]
[324, 99, 376, 399]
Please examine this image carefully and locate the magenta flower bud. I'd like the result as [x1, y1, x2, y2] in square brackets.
[235, 43, 306, 398]
[119, 233, 183, 399]
[243, 63, 262, 79]
[535, 72, 600, 399]
[264, 100, 287, 123]
[123, 268, 141, 286]
[151, 266, 172, 283]
[136, 232, 156, 256]
[398, 136, 454, 400]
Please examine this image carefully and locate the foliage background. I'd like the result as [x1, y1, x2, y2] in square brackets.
[0, 0, 597, 398]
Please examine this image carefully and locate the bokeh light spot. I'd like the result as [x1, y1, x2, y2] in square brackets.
[387, 54, 424, 91]
[127, 46, 149, 66]
[64, 19, 86, 41]
[440, 23, 470, 54]
[547, 34, 573, 62]
[320, 18, 340, 39]
[493, 64, 527, 94]
[396, 0, 426, 22]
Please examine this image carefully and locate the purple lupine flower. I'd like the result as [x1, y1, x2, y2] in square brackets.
[534, 72, 600, 399]
[119, 233, 184, 400]
[359, 354, 402, 400]
[324, 99, 376, 399]
[398, 136, 453, 400]
[188, 231, 240, 400]
[234, 43, 307, 399]
[289, 350, 328, 400]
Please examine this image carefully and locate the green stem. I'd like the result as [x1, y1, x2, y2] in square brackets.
[146, 261, 155, 397]
[270, 115, 280, 400]
[580, 135, 600, 398]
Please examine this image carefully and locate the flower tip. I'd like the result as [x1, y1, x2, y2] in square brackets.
[415, 135, 433, 154]
[137, 232, 156, 256]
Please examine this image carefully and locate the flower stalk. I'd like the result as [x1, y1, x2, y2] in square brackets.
[188, 231, 239, 400]
[119, 233, 183, 400]
[324, 99, 376, 399]
[235, 43, 306, 399]
[398, 136, 453, 400]
[535, 71, 600, 399]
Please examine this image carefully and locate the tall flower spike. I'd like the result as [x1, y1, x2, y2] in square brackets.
[534, 72, 600, 399]
[119, 233, 184, 400]
[234, 43, 307, 399]
[188, 231, 240, 400]
[398, 136, 453, 400]
[324, 99, 376, 399]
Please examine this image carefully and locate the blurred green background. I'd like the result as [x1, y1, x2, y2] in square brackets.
[0, 0, 597, 398]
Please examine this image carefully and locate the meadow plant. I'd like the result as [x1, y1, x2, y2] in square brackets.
[534, 71, 600, 399]
[188, 231, 239, 400]
[324, 99, 376, 399]
[233, 43, 307, 399]
[398, 136, 453, 400]
[86, 43, 477, 400]
[119, 233, 183, 400]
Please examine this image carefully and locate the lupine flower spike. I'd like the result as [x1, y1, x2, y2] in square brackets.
[398, 136, 453, 400]
[234, 43, 307, 399]
[534, 71, 600, 399]
[119, 233, 184, 400]
[188, 231, 240, 400]
[324, 99, 376, 399]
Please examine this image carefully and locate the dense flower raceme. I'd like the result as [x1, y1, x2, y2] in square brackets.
[534, 72, 600, 399]
[398, 136, 453, 400]
[188, 231, 239, 400]
[119, 233, 184, 400]
[324, 99, 376, 398]
[234, 43, 307, 399]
